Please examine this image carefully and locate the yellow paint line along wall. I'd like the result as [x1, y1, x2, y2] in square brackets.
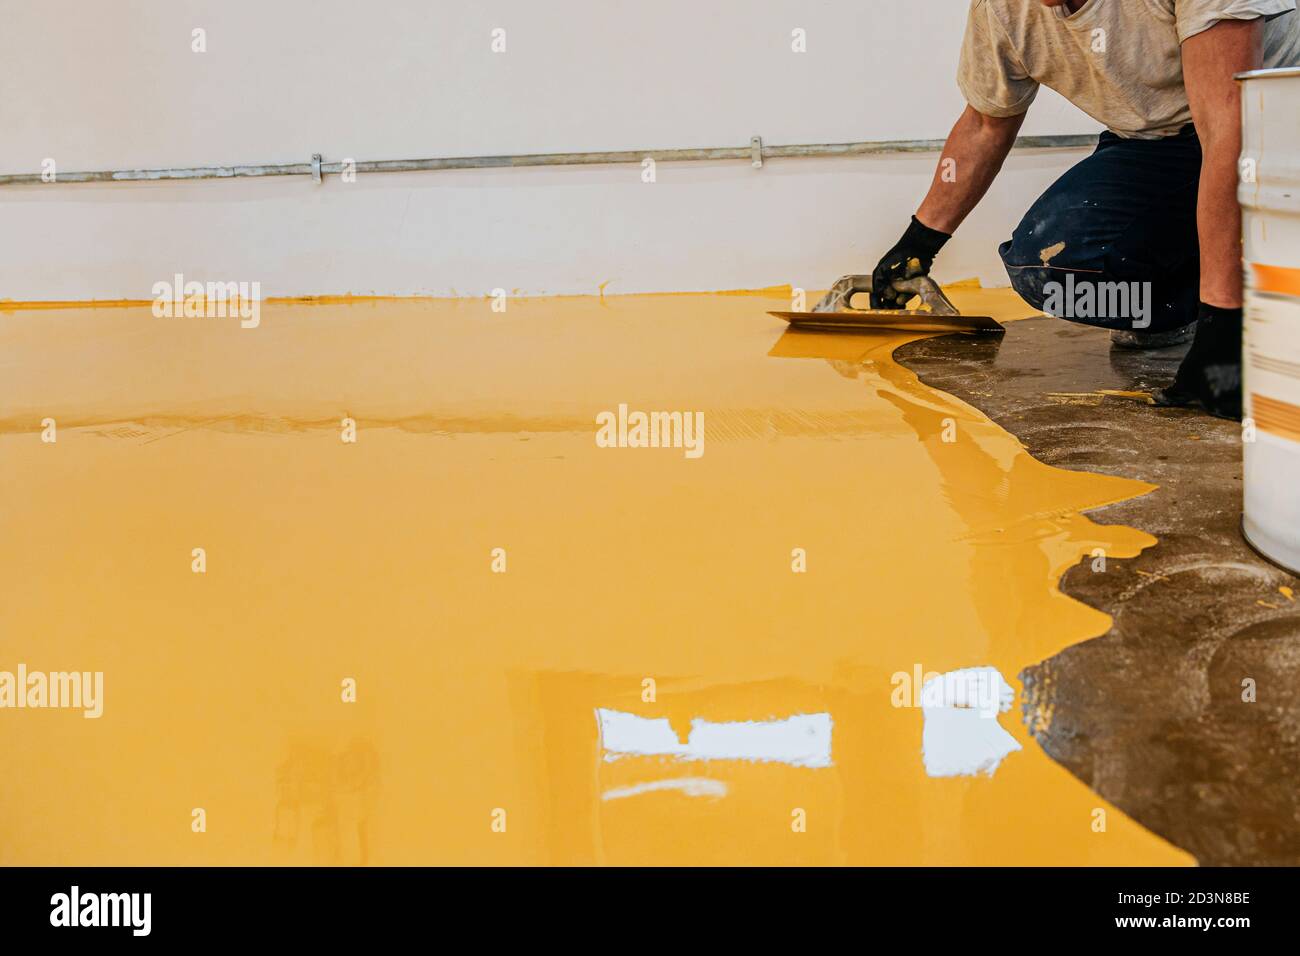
[0, 289, 1189, 865]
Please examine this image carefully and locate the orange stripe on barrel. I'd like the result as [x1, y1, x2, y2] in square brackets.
[1253, 393, 1300, 443]
[1251, 263, 1300, 297]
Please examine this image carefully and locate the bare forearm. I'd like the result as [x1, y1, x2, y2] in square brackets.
[1183, 18, 1263, 308]
[916, 105, 1026, 233]
[1197, 140, 1244, 307]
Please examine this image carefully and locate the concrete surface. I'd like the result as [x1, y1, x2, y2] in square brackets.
[896, 316, 1300, 866]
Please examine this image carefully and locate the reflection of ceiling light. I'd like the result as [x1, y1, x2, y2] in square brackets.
[602, 778, 729, 802]
[920, 667, 1021, 778]
[596, 708, 833, 768]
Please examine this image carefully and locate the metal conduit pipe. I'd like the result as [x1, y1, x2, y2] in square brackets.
[0, 134, 1098, 187]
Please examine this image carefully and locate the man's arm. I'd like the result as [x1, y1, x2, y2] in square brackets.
[1182, 18, 1265, 308]
[916, 105, 1027, 233]
[853, 105, 1026, 310]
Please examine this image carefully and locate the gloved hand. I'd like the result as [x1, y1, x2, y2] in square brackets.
[871, 216, 952, 309]
[1154, 303, 1242, 420]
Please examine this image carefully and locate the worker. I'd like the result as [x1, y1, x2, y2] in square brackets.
[865, 0, 1300, 420]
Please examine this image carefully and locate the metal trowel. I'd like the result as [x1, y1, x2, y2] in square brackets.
[769, 275, 1004, 335]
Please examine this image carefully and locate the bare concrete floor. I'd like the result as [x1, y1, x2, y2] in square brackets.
[897, 317, 1300, 866]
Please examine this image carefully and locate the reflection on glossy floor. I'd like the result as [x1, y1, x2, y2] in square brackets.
[0, 288, 1191, 865]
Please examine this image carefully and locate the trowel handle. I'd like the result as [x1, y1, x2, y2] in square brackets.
[811, 274, 873, 313]
[891, 276, 959, 316]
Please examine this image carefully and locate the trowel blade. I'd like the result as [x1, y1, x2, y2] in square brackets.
[768, 309, 1005, 335]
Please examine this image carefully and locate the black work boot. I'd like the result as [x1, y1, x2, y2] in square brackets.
[1153, 304, 1242, 420]
[1111, 321, 1197, 350]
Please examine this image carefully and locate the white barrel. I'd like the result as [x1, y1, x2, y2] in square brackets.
[1239, 67, 1300, 574]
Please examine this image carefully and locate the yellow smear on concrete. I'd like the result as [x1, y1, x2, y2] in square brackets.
[1098, 389, 1156, 405]
[0, 288, 1189, 865]
[1048, 390, 1155, 407]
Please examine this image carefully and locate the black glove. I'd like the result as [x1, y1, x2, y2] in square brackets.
[871, 216, 952, 309]
[1154, 303, 1242, 420]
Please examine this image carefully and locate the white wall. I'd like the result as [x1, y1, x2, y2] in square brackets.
[0, 0, 1100, 300]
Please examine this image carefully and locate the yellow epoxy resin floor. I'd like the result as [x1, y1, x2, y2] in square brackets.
[0, 289, 1191, 865]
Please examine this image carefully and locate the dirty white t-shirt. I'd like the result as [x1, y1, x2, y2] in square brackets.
[958, 0, 1300, 138]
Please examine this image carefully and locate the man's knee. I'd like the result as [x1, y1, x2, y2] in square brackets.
[999, 195, 1116, 320]
[1000, 239, 1127, 329]
[1001, 196, 1096, 273]
[1007, 268, 1053, 312]
[999, 240, 1053, 311]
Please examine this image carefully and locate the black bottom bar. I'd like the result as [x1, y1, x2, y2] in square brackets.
[0, 866, 1286, 941]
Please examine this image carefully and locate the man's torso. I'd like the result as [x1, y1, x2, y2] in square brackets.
[959, 0, 1300, 138]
